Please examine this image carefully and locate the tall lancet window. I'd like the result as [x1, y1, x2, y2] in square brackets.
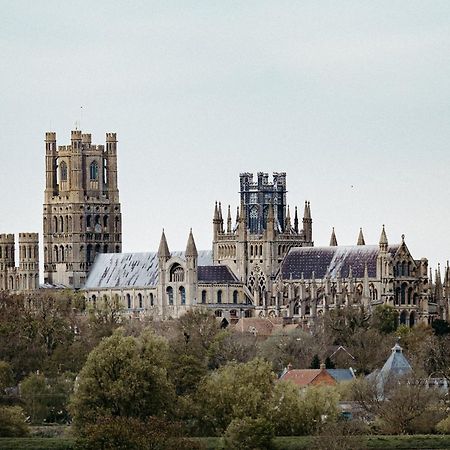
[90, 161, 99, 181]
[60, 161, 68, 181]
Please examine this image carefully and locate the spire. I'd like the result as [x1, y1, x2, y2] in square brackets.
[357, 228, 365, 246]
[158, 229, 170, 259]
[218, 202, 224, 233]
[213, 201, 219, 221]
[330, 227, 338, 246]
[294, 206, 299, 233]
[303, 201, 310, 219]
[185, 228, 198, 257]
[227, 205, 232, 233]
[236, 206, 239, 226]
[285, 205, 292, 230]
[379, 225, 388, 251]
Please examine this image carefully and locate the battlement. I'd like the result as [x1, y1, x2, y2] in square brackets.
[82, 133, 91, 144]
[45, 132, 56, 142]
[0, 234, 15, 243]
[19, 233, 39, 243]
[58, 145, 69, 152]
[106, 132, 117, 142]
[240, 172, 287, 190]
[71, 130, 82, 140]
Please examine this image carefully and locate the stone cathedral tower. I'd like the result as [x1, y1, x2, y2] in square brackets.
[43, 130, 122, 288]
[213, 172, 313, 315]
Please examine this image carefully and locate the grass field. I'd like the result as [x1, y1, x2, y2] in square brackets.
[2, 435, 450, 450]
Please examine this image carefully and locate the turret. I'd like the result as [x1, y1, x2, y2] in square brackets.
[329, 227, 338, 246]
[379, 225, 388, 252]
[302, 201, 312, 243]
[18, 233, 39, 290]
[227, 205, 232, 233]
[185, 228, 198, 258]
[266, 201, 275, 240]
[106, 132, 119, 202]
[213, 202, 221, 240]
[70, 130, 83, 195]
[185, 229, 198, 304]
[158, 230, 170, 261]
[357, 228, 365, 246]
[45, 132, 57, 197]
[218, 202, 224, 234]
[285, 206, 292, 231]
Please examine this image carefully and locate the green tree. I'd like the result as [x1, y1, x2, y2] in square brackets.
[370, 304, 399, 334]
[0, 361, 14, 394]
[195, 358, 275, 435]
[310, 354, 321, 369]
[20, 373, 48, 424]
[0, 406, 29, 437]
[432, 319, 450, 336]
[224, 417, 274, 450]
[70, 329, 176, 431]
[324, 356, 335, 369]
[269, 381, 339, 436]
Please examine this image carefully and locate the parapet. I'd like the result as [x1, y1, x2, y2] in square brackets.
[19, 233, 39, 243]
[71, 130, 82, 140]
[45, 132, 56, 142]
[0, 234, 15, 243]
[82, 133, 92, 144]
[106, 132, 117, 142]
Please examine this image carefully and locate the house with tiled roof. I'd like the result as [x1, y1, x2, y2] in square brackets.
[279, 364, 354, 388]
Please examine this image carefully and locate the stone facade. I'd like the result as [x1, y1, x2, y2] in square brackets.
[83, 170, 444, 325]
[43, 130, 121, 288]
[0, 233, 39, 292]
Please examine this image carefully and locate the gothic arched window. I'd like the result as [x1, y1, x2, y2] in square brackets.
[90, 161, 99, 180]
[167, 287, 174, 305]
[60, 161, 68, 181]
[126, 293, 131, 309]
[138, 293, 143, 309]
[150, 293, 154, 306]
[233, 290, 238, 304]
[180, 286, 186, 305]
[217, 290, 222, 304]
[201, 290, 207, 304]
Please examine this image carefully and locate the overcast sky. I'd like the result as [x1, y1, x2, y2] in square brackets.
[1, 1, 449, 275]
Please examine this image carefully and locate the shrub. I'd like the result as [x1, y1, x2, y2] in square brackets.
[76, 415, 203, 450]
[0, 405, 29, 437]
[436, 415, 450, 434]
[224, 417, 274, 450]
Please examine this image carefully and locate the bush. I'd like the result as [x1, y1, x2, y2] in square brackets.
[224, 417, 274, 450]
[76, 416, 203, 450]
[0, 405, 29, 437]
[436, 415, 450, 434]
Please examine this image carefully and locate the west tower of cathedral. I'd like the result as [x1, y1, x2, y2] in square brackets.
[43, 130, 121, 288]
[0, 233, 39, 292]
[213, 172, 313, 315]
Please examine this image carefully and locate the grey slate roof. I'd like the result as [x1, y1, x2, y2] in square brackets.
[377, 343, 412, 380]
[281, 245, 400, 279]
[84, 250, 213, 289]
[198, 266, 239, 283]
[327, 369, 355, 382]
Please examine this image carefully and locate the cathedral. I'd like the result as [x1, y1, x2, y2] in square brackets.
[1, 129, 449, 326]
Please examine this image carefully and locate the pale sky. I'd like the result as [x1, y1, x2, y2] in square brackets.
[1, 1, 449, 275]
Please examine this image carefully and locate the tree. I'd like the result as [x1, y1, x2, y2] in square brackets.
[0, 361, 14, 394]
[0, 406, 29, 437]
[20, 373, 48, 424]
[258, 329, 320, 373]
[70, 329, 176, 431]
[310, 354, 321, 369]
[78, 416, 201, 450]
[352, 374, 445, 434]
[224, 417, 274, 450]
[268, 381, 339, 436]
[324, 356, 335, 369]
[432, 319, 450, 336]
[370, 305, 399, 334]
[195, 358, 275, 435]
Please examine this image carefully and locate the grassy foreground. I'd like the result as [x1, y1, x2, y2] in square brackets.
[2, 435, 450, 450]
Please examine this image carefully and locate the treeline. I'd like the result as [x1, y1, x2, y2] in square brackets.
[2, 291, 450, 448]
